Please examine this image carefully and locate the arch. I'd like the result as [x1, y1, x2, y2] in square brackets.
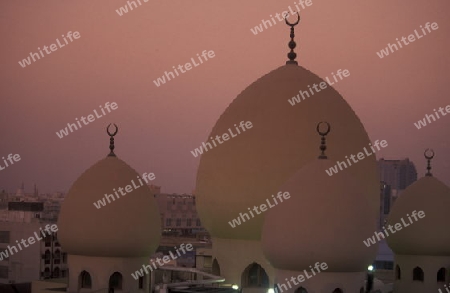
[138, 276, 144, 289]
[437, 268, 446, 282]
[53, 267, 60, 278]
[413, 267, 424, 281]
[78, 270, 92, 289]
[294, 287, 308, 293]
[109, 272, 123, 290]
[332, 289, 343, 293]
[212, 258, 221, 276]
[395, 265, 401, 280]
[44, 267, 50, 278]
[241, 262, 269, 288]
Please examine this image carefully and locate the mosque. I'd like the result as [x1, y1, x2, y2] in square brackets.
[33, 14, 450, 293]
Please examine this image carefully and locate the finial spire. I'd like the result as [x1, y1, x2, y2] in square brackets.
[106, 123, 118, 157]
[317, 122, 331, 159]
[424, 148, 435, 176]
[285, 12, 300, 65]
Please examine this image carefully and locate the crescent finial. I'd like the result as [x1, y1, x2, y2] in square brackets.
[424, 148, 435, 160]
[107, 123, 118, 137]
[317, 122, 331, 159]
[285, 12, 300, 65]
[285, 12, 300, 27]
[424, 148, 434, 176]
[106, 123, 119, 157]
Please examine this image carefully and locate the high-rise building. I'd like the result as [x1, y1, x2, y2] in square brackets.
[378, 158, 418, 192]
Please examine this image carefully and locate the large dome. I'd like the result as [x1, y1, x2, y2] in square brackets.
[261, 159, 378, 272]
[195, 64, 380, 240]
[57, 156, 161, 257]
[386, 175, 450, 255]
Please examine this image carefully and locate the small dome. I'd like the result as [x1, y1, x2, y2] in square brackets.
[196, 64, 379, 241]
[386, 175, 450, 255]
[57, 156, 161, 257]
[262, 159, 378, 272]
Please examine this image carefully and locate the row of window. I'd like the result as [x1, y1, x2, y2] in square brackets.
[0, 231, 61, 246]
[395, 265, 447, 282]
[41, 267, 67, 278]
[80, 270, 144, 290]
[165, 218, 201, 227]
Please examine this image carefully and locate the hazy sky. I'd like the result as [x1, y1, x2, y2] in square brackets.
[0, 0, 449, 194]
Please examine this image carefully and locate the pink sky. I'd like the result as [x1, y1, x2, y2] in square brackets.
[0, 0, 449, 194]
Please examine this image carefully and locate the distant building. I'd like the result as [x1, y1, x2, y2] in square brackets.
[378, 158, 418, 192]
[0, 196, 67, 284]
[154, 191, 208, 238]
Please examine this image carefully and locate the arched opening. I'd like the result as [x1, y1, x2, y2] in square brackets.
[413, 267, 424, 282]
[241, 262, 269, 288]
[109, 272, 123, 290]
[44, 267, 50, 279]
[437, 268, 446, 282]
[294, 287, 307, 293]
[332, 289, 343, 293]
[44, 249, 51, 264]
[78, 270, 92, 289]
[53, 267, 60, 278]
[395, 265, 401, 280]
[212, 258, 221, 276]
[138, 276, 144, 289]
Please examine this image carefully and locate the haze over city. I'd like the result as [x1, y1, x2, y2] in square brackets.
[0, 0, 449, 194]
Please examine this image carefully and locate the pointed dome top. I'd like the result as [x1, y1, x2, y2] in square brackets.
[261, 127, 377, 272]
[387, 152, 450, 255]
[57, 127, 161, 257]
[195, 65, 380, 241]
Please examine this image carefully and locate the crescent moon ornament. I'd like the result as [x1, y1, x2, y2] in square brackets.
[107, 123, 118, 137]
[424, 148, 434, 176]
[285, 12, 300, 26]
[424, 148, 435, 159]
[317, 121, 330, 159]
[317, 121, 331, 136]
[106, 123, 118, 157]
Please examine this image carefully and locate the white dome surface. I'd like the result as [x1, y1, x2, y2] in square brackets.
[386, 175, 450, 255]
[57, 156, 161, 257]
[262, 159, 378, 272]
[196, 64, 380, 240]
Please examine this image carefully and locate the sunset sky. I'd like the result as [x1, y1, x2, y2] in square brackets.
[0, 0, 449, 194]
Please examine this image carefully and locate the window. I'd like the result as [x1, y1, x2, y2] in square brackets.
[53, 267, 60, 278]
[166, 218, 172, 226]
[79, 271, 92, 288]
[139, 276, 144, 289]
[109, 272, 123, 290]
[241, 263, 269, 287]
[0, 231, 10, 244]
[395, 265, 401, 280]
[176, 218, 181, 227]
[413, 267, 424, 281]
[196, 218, 201, 227]
[0, 265, 8, 279]
[437, 268, 446, 282]
[186, 219, 192, 227]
